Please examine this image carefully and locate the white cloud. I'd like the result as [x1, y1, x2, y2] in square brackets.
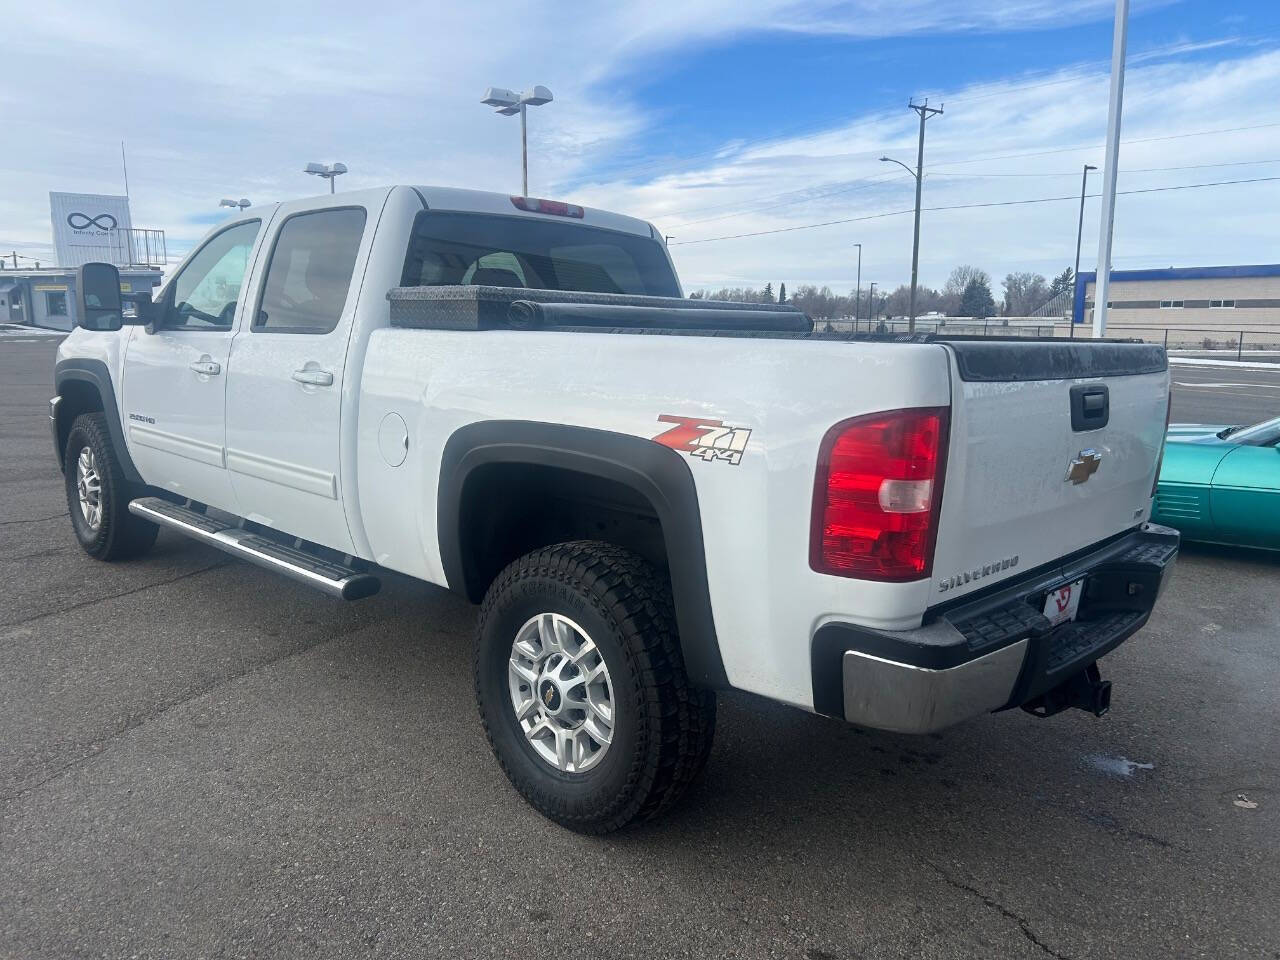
[570, 47, 1280, 293]
[2, 0, 1275, 301]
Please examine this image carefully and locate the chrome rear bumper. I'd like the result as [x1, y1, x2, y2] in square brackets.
[842, 640, 1029, 734]
[814, 523, 1180, 734]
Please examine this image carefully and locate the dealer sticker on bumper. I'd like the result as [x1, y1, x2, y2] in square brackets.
[1043, 578, 1085, 627]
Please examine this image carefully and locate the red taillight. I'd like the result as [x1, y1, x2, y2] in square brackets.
[810, 407, 949, 581]
[510, 196, 584, 218]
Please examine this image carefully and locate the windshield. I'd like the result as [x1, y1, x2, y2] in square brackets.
[400, 211, 679, 298]
[1227, 415, 1280, 446]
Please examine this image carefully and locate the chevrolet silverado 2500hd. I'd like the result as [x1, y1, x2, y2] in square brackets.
[52, 185, 1178, 832]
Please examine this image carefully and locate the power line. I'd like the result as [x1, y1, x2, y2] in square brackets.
[932, 158, 1280, 178]
[670, 175, 1280, 246]
[928, 120, 1280, 170]
[669, 171, 907, 228]
[653, 121, 1280, 229]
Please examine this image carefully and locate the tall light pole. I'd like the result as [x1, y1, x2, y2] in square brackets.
[1072, 164, 1097, 330]
[868, 282, 877, 324]
[482, 85, 554, 197]
[881, 99, 942, 334]
[304, 162, 347, 193]
[853, 243, 862, 322]
[1093, 0, 1129, 338]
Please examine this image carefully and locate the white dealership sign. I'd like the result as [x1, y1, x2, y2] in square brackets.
[49, 192, 134, 267]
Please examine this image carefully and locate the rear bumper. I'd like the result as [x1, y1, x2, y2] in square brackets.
[811, 523, 1179, 734]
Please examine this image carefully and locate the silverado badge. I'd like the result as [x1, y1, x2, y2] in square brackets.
[1066, 448, 1103, 485]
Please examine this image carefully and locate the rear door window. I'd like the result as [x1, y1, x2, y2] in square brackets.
[254, 207, 366, 334]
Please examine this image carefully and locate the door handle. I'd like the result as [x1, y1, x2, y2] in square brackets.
[292, 368, 334, 387]
[189, 359, 221, 376]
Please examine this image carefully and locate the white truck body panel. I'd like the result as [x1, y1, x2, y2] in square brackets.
[356, 330, 952, 708]
[931, 365, 1168, 605]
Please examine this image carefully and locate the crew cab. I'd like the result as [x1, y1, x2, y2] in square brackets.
[51, 185, 1178, 832]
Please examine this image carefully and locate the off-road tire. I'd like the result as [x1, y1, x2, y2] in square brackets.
[64, 412, 158, 561]
[475, 541, 716, 833]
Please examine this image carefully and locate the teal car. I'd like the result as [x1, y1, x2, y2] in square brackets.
[1152, 416, 1280, 549]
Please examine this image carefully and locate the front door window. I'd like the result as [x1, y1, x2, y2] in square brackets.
[165, 220, 261, 330]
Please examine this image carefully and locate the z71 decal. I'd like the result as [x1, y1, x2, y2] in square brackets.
[653, 415, 752, 466]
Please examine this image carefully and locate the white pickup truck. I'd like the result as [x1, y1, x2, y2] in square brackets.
[52, 185, 1178, 832]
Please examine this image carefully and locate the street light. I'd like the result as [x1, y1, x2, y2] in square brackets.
[304, 161, 348, 194]
[482, 85, 553, 197]
[219, 198, 251, 212]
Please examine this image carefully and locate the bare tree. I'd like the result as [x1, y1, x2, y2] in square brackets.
[1002, 272, 1050, 316]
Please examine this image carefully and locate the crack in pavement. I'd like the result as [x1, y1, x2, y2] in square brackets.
[0, 613, 388, 805]
[0, 560, 233, 633]
[927, 863, 1077, 960]
[0, 512, 67, 526]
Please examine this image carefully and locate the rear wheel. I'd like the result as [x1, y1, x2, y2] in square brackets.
[474, 541, 716, 833]
[64, 413, 158, 561]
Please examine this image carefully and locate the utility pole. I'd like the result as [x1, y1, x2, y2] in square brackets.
[853, 243, 862, 321]
[868, 282, 877, 326]
[907, 101, 942, 334]
[881, 100, 943, 334]
[1073, 163, 1097, 329]
[1093, 0, 1129, 338]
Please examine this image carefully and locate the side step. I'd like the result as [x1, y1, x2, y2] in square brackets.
[128, 497, 381, 600]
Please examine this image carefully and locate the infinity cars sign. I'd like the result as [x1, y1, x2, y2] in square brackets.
[49, 192, 133, 267]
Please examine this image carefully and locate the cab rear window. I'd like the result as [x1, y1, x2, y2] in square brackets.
[400, 211, 679, 297]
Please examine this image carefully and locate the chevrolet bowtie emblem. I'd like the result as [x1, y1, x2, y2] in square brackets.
[1066, 448, 1103, 485]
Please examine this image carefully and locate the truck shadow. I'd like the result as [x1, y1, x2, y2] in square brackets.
[347, 573, 1186, 875]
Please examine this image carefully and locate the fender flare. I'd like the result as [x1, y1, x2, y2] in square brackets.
[438, 420, 729, 689]
[53, 358, 144, 484]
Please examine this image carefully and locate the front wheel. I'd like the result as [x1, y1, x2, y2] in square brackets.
[63, 412, 158, 561]
[474, 541, 716, 833]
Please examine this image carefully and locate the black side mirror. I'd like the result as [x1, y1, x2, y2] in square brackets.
[76, 262, 124, 332]
[125, 291, 156, 326]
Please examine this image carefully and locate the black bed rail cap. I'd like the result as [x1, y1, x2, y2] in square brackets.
[942, 338, 1167, 382]
[387, 284, 810, 332]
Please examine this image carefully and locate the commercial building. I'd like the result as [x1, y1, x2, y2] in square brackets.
[1074, 264, 1280, 342]
[1, 266, 162, 331]
[2, 191, 165, 330]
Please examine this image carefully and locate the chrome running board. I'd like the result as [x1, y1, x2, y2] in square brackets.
[128, 497, 380, 601]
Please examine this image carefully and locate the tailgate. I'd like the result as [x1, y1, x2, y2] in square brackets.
[931, 340, 1168, 603]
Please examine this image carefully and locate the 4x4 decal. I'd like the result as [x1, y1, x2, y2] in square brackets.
[653, 415, 752, 466]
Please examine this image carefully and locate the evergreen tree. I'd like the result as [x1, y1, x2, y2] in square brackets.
[1048, 268, 1075, 297]
[778, 282, 786, 303]
[762, 282, 775, 303]
[959, 277, 996, 318]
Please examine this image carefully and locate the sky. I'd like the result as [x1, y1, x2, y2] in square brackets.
[3, 0, 1279, 297]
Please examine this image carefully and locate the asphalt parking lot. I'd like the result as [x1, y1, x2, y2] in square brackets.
[2, 337, 1278, 959]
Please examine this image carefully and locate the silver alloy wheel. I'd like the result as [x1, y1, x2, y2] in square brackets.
[75, 446, 103, 531]
[508, 612, 615, 773]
